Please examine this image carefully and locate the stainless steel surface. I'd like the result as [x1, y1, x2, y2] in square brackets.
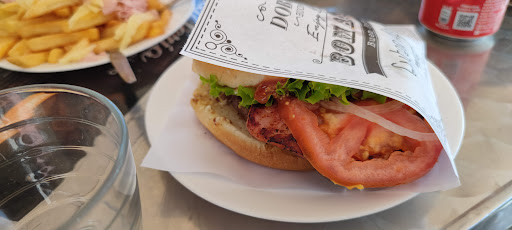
[124, 0, 512, 229]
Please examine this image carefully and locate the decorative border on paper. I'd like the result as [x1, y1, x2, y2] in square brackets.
[204, 20, 247, 60]
[183, 0, 430, 120]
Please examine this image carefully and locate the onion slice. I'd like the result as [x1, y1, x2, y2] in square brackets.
[108, 51, 137, 84]
[358, 100, 405, 114]
[320, 100, 438, 141]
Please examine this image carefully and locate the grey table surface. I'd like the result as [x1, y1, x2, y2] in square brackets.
[125, 1, 512, 229]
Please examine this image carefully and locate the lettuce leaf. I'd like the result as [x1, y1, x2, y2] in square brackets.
[200, 75, 235, 97]
[237, 85, 259, 107]
[276, 81, 287, 96]
[265, 96, 274, 107]
[200, 75, 258, 108]
[199, 75, 387, 107]
[283, 80, 357, 105]
[361, 91, 387, 104]
[305, 82, 352, 104]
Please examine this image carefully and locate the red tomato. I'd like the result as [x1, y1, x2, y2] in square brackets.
[277, 98, 443, 188]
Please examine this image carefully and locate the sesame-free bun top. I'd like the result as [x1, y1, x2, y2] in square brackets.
[192, 60, 266, 88]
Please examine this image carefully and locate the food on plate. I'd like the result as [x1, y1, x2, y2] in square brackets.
[0, 0, 172, 68]
[0, 93, 55, 144]
[190, 60, 443, 188]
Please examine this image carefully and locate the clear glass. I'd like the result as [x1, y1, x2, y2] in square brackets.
[0, 84, 141, 230]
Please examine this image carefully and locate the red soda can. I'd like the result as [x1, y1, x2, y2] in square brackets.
[419, 0, 509, 39]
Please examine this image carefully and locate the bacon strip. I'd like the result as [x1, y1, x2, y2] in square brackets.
[246, 103, 303, 156]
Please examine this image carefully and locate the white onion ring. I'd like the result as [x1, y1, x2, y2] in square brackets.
[359, 100, 405, 114]
[319, 100, 438, 141]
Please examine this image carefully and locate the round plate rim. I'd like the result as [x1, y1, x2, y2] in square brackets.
[144, 56, 464, 223]
[0, 0, 195, 73]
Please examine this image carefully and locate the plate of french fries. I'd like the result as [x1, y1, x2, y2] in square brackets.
[0, 0, 194, 72]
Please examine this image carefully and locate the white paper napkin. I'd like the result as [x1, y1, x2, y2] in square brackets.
[142, 76, 460, 193]
[143, 0, 461, 193]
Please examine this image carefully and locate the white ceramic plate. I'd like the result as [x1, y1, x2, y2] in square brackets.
[0, 0, 195, 73]
[144, 57, 464, 223]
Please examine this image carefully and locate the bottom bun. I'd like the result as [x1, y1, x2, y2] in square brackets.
[190, 83, 314, 171]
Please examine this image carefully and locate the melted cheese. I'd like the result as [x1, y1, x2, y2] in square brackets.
[332, 181, 365, 190]
[345, 184, 365, 190]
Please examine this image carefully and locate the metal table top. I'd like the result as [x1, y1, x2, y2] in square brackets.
[1, 0, 510, 229]
[125, 1, 512, 229]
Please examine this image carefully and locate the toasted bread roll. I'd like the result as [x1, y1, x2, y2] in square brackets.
[190, 83, 314, 171]
[192, 60, 266, 88]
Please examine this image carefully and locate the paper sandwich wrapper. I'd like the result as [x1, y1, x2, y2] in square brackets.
[143, 0, 461, 193]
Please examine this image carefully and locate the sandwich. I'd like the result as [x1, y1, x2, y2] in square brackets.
[190, 60, 443, 189]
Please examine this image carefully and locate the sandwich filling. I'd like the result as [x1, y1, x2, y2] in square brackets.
[197, 69, 442, 188]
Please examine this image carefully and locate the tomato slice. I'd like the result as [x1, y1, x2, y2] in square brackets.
[254, 78, 287, 104]
[278, 98, 443, 188]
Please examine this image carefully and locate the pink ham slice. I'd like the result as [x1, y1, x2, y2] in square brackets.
[103, 0, 148, 20]
[246, 103, 303, 156]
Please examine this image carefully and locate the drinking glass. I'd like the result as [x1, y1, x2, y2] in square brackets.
[0, 84, 141, 230]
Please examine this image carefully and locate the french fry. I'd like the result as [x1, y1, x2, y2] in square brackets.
[7, 40, 31, 57]
[63, 44, 74, 52]
[1, 14, 64, 37]
[18, 19, 67, 38]
[71, 5, 80, 14]
[17, 0, 36, 9]
[101, 22, 122, 39]
[47, 48, 64, 63]
[2, 14, 60, 35]
[0, 37, 18, 59]
[58, 38, 95, 64]
[94, 21, 150, 53]
[15, 8, 26, 20]
[0, 10, 15, 20]
[0, 15, 20, 36]
[93, 37, 118, 53]
[105, 20, 122, 28]
[67, 10, 113, 32]
[67, 2, 102, 29]
[85, 0, 103, 13]
[146, 25, 164, 38]
[0, 2, 20, 13]
[114, 23, 127, 40]
[6, 52, 49, 68]
[0, 0, 173, 68]
[15, 14, 61, 27]
[119, 12, 157, 49]
[24, 0, 80, 19]
[53, 7, 72, 18]
[0, 30, 14, 37]
[68, 5, 91, 26]
[0, 28, 16, 37]
[147, 9, 172, 38]
[131, 22, 151, 44]
[0, 93, 55, 144]
[26, 28, 100, 52]
[147, 0, 165, 10]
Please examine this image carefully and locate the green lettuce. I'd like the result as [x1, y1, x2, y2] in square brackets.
[200, 75, 235, 97]
[200, 75, 259, 108]
[237, 85, 258, 107]
[279, 79, 358, 105]
[199, 75, 387, 107]
[361, 91, 387, 104]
